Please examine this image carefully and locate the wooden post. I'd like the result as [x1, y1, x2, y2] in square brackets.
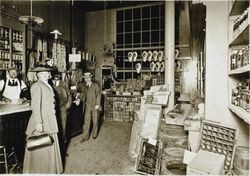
[165, 1, 175, 112]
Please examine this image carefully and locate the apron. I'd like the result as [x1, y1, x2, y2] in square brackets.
[3, 79, 21, 104]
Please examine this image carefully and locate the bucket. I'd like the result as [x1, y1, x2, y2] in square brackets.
[233, 146, 249, 175]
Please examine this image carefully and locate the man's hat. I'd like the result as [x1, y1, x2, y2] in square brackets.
[7, 67, 18, 71]
[83, 72, 93, 78]
[32, 65, 53, 72]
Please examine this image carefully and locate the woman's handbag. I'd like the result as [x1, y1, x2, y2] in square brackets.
[26, 133, 54, 151]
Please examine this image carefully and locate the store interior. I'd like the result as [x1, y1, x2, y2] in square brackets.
[0, 0, 249, 175]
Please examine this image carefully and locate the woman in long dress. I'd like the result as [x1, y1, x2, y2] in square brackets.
[23, 65, 63, 174]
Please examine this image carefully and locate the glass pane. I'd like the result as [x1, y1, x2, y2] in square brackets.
[142, 6, 150, 18]
[125, 21, 132, 32]
[151, 18, 159, 30]
[151, 5, 159, 18]
[142, 32, 150, 44]
[125, 9, 132, 20]
[160, 30, 164, 43]
[133, 8, 141, 19]
[160, 17, 165, 30]
[116, 22, 124, 33]
[160, 5, 164, 17]
[117, 10, 124, 21]
[116, 34, 124, 45]
[142, 19, 150, 31]
[133, 20, 141, 32]
[125, 62, 132, 68]
[151, 31, 159, 43]
[133, 32, 141, 44]
[125, 33, 132, 44]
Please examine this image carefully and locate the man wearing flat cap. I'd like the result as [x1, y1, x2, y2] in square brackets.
[76, 72, 101, 142]
[0, 67, 30, 104]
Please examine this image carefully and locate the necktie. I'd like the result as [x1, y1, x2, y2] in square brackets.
[8, 80, 17, 86]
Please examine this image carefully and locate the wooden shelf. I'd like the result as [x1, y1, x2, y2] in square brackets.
[229, 64, 250, 75]
[229, 104, 250, 124]
[175, 56, 192, 60]
[12, 50, 23, 53]
[0, 58, 10, 61]
[113, 46, 164, 51]
[0, 48, 10, 52]
[229, 24, 249, 46]
[0, 37, 9, 41]
[115, 69, 163, 73]
[229, 0, 249, 16]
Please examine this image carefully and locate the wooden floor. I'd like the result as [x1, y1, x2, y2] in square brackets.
[64, 121, 135, 174]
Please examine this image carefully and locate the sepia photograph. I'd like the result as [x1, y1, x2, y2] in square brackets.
[0, 0, 249, 175]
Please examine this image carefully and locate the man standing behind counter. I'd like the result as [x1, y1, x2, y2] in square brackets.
[0, 67, 30, 104]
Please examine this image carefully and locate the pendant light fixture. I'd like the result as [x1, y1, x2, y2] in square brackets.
[50, 29, 62, 40]
[100, 0, 112, 55]
[18, 0, 44, 70]
[18, 0, 44, 28]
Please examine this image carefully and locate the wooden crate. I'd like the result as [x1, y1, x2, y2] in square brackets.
[134, 140, 162, 175]
[198, 120, 239, 173]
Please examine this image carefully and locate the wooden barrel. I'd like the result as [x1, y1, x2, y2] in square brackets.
[233, 146, 249, 175]
[161, 159, 186, 175]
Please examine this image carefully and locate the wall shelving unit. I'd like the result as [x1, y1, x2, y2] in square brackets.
[0, 26, 24, 72]
[228, 0, 249, 124]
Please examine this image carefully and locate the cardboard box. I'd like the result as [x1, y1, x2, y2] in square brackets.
[184, 119, 201, 131]
[187, 150, 225, 175]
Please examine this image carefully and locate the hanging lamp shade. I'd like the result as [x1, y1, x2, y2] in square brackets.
[19, 16, 44, 27]
[50, 29, 62, 39]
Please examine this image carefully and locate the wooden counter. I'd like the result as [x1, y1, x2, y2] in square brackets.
[0, 104, 32, 171]
[0, 104, 31, 116]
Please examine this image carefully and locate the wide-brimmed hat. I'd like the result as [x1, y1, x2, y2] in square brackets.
[7, 67, 18, 71]
[83, 72, 93, 78]
[32, 65, 53, 72]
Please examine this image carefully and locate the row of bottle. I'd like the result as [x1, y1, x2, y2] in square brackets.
[1, 51, 23, 60]
[0, 61, 22, 70]
[231, 80, 250, 112]
[233, 7, 249, 38]
[0, 27, 9, 39]
[0, 51, 10, 59]
[78, 51, 96, 62]
[0, 40, 10, 50]
[12, 31, 23, 43]
[230, 45, 249, 70]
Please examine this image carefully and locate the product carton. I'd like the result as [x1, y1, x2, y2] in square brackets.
[186, 150, 225, 175]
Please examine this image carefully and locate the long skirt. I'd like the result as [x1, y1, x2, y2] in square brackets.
[23, 133, 63, 174]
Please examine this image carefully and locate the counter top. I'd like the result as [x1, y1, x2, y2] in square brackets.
[0, 104, 31, 116]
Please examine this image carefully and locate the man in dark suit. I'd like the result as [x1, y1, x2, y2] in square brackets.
[51, 71, 72, 154]
[76, 72, 101, 142]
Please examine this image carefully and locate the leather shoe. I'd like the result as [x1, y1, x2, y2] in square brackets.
[92, 136, 97, 139]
